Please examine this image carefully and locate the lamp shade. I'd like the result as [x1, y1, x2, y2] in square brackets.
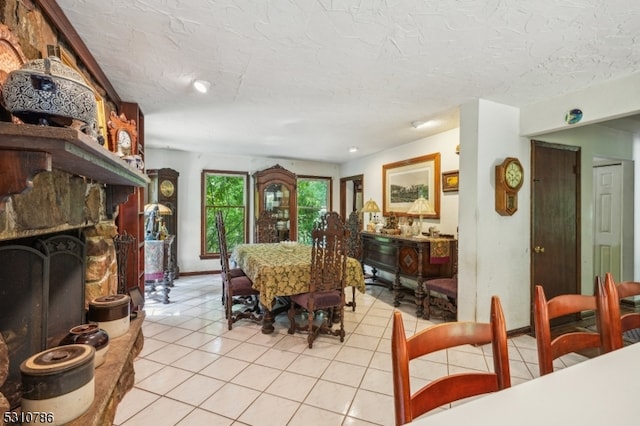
[144, 203, 172, 216]
[407, 197, 435, 216]
[361, 198, 381, 213]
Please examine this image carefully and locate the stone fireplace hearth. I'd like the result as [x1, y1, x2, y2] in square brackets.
[0, 164, 142, 422]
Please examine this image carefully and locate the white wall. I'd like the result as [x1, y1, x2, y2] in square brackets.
[144, 149, 340, 273]
[340, 128, 460, 236]
[458, 99, 530, 327]
[520, 72, 640, 136]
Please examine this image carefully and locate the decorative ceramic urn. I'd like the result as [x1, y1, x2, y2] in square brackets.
[1, 56, 97, 134]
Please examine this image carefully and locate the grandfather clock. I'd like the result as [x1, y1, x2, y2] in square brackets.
[148, 168, 179, 278]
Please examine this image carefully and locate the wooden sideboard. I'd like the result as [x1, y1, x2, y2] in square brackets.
[361, 232, 457, 317]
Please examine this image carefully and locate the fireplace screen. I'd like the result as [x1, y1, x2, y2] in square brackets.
[0, 233, 85, 408]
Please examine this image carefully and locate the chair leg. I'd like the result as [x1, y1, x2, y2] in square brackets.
[424, 288, 431, 320]
[226, 293, 233, 330]
[287, 304, 297, 335]
[307, 310, 316, 349]
[351, 287, 356, 311]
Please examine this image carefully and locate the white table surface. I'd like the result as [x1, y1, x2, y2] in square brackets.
[412, 342, 640, 426]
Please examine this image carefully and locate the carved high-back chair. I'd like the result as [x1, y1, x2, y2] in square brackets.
[287, 212, 348, 348]
[345, 210, 362, 311]
[602, 272, 640, 351]
[255, 210, 278, 243]
[215, 211, 261, 330]
[391, 296, 511, 425]
[533, 280, 611, 376]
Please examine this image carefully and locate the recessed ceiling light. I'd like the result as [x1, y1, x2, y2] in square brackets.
[193, 79, 211, 93]
[411, 120, 434, 129]
[349, 146, 359, 153]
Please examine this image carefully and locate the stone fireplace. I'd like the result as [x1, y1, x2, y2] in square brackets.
[0, 131, 145, 424]
[0, 169, 120, 408]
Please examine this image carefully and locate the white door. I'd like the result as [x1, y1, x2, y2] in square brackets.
[593, 164, 623, 281]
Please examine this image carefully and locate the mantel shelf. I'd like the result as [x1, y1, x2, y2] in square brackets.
[0, 122, 149, 210]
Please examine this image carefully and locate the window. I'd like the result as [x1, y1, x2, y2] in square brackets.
[297, 176, 332, 244]
[201, 170, 249, 258]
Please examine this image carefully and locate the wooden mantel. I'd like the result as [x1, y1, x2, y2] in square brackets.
[0, 122, 149, 213]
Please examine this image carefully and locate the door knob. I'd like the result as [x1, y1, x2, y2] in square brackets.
[534, 246, 545, 253]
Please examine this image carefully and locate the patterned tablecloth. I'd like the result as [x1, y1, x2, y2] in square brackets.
[231, 243, 366, 310]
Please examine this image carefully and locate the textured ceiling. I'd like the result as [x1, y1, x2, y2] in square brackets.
[57, 0, 640, 163]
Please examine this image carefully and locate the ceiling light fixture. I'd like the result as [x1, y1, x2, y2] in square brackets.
[411, 120, 433, 129]
[193, 79, 211, 94]
[349, 146, 359, 153]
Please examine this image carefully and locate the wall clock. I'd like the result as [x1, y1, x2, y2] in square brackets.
[160, 179, 175, 197]
[107, 110, 138, 157]
[495, 157, 523, 216]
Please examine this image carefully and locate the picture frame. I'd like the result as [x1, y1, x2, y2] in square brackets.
[382, 153, 440, 218]
[442, 170, 459, 192]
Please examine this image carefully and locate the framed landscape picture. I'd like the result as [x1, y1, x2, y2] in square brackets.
[382, 153, 440, 218]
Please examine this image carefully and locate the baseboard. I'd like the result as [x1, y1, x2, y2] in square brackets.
[179, 270, 217, 277]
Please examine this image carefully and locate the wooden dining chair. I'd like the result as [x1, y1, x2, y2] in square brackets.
[602, 272, 640, 351]
[288, 211, 348, 348]
[391, 296, 511, 425]
[345, 210, 362, 311]
[215, 210, 261, 330]
[533, 281, 610, 376]
[255, 210, 278, 243]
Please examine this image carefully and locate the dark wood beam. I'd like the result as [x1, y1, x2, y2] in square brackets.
[35, 0, 121, 104]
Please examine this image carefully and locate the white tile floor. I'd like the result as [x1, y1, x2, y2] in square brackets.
[114, 274, 590, 426]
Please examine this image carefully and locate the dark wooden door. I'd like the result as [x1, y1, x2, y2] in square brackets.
[531, 141, 581, 327]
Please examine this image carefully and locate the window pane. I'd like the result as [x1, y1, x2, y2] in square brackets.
[297, 177, 330, 244]
[202, 171, 248, 256]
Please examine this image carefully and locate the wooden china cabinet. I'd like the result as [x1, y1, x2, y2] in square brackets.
[254, 164, 297, 242]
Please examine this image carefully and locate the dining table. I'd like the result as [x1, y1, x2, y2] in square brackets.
[411, 341, 640, 425]
[231, 242, 366, 334]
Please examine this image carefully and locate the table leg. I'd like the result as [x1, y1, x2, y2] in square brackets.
[260, 297, 291, 334]
[261, 307, 275, 334]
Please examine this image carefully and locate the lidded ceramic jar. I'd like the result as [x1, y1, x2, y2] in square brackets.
[1, 56, 97, 133]
[88, 294, 131, 339]
[20, 344, 95, 424]
[59, 324, 110, 368]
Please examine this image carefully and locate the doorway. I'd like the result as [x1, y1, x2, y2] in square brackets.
[593, 159, 634, 283]
[340, 174, 364, 220]
[593, 162, 623, 281]
[531, 141, 581, 326]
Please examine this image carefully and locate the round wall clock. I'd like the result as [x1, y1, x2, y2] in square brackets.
[503, 158, 523, 190]
[495, 157, 523, 216]
[160, 179, 175, 197]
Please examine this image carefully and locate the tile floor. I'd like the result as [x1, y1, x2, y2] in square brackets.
[114, 274, 590, 426]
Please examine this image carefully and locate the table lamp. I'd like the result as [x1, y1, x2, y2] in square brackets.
[144, 203, 172, 240]
[361, 198, 381, 231]
[144, 203, 172, 216]
[407, 197, 435, 239]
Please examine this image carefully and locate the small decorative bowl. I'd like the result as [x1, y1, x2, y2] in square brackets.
[279, 240, 297, 249]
